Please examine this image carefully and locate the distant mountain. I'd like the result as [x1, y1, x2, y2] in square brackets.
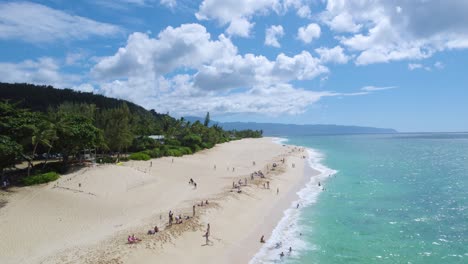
[219, 122, 397, 136]
[184, 116, 397, 136]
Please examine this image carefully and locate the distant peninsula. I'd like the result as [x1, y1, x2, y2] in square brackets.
[184, 116, 397, 136]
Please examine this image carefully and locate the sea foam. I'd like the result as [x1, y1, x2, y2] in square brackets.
[249, 140, 337, 263]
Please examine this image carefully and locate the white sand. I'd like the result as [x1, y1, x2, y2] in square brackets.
[0, 138, 313, 264]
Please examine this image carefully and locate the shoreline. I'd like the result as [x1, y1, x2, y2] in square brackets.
[0, 137, 316, 264]
[240, 158, 319, 264]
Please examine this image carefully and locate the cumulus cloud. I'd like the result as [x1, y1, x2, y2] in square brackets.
[320, 0, 468, 65]
[196, 0, 280, 37]
[195, 0, 313, 37]
[92, 24, 237, 80]
[226, 17, 254, 37]
[315, 46, 349, 64]
[91, 23, 333, 115]
[0, 2, 121, 43]
[282, 0, 311, 18]
[265, 25, 284, 47]
[0, 57, 80, 88]
[297, 23, 321, 44]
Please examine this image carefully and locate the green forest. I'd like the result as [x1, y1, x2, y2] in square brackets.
[0, 83, 262, 185]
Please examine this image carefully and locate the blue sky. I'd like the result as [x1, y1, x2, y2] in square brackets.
[0, 0, 467, 132]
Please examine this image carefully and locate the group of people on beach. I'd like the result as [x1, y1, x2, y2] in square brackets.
[259, 235, 294, 260]
[127, 234, 142, 244]
[251, 170, 265, 179]
[189, 178, 197, 189]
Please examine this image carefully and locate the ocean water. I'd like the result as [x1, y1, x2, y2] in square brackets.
[251, 134, 468, 264]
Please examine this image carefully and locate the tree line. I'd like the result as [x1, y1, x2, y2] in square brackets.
[0, 83, 262, 184]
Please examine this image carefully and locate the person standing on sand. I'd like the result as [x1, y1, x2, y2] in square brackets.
[260, 235, 265, 243]
[150, 161, 152, 167]
[207, 223, 210, 236]
[277, 188, 279, 194]
[193, 205, 196, 217]
[267, 181, 270, 189]
[204, 230, 210, 245]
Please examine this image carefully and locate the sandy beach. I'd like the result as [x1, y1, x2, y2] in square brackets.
[0, 137, 315, 264]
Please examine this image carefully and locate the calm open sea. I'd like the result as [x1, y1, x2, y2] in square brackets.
[251, 133, 468, 264]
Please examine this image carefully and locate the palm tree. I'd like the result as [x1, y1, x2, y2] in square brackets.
[28, 121, 56, 176]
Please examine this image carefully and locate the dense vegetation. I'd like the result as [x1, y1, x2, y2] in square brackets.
[0, 83, 262, 184]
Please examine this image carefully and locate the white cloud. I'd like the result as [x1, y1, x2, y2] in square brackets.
[0, 2, 121, 43]
[196, 0, 280, 23]
[265, 25, 284, 47]
[197, 0, 314, 37]
[160, 0, 176, 8]
[327, 12, 362, 33]
[298, 23, 321, 44]
[320, 0, 468, 65]
[315, 46, 349, 64]
[65, 51, 90, 67]
[0, 57, 80, 88]
[408, 61, 445, 71]
[92, 24, 237, 80]
[92, 23, 333, 115]
[296, 5, 311, 18]
[72, 83, 96, 93]
[408, 63, 423, 71]
[226, 17, 254, 37]
[360, 86, 397, 92]
[282, 0, 311, 18]
[434, 61, 445, 69]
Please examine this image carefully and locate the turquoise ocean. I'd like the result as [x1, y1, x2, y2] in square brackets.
[250, 133, 468, 264]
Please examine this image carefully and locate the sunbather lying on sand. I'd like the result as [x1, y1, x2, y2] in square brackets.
[128, 234, 142, 244]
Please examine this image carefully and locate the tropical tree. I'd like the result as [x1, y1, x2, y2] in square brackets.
[0, 135, 22, 177]
[204, 112, 210, 127]
[98, 103, 133, 161]
[29, 118, 57, 175]
[52, 103, 104, 164]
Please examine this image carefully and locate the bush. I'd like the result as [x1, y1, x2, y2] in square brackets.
[165, 149, 182, 157]
[150, 148, 163, 158]
[165, 138, 181, 146]
[129, 152, 151, 161]
[193, 145, 202, 153]
[179, 147, 192, 155]
[23, 172, 60, 186]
